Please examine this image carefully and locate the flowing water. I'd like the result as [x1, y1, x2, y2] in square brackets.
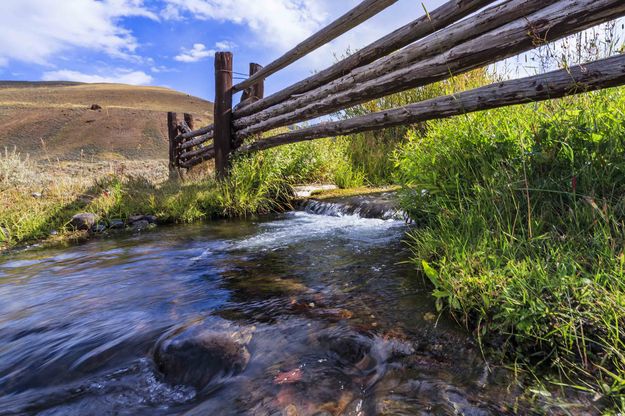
[0, 196, 547, 415]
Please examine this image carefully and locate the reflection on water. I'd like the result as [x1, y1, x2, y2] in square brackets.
[0, 202, 557, 415]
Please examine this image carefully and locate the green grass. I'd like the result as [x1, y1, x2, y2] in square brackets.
[395, 87, 625, 409]
[0, 138, 345, 249]
[338, 68, 493, 186]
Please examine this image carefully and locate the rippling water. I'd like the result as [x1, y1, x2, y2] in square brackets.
[0, 202, 540, 415]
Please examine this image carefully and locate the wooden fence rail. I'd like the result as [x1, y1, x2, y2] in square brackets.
[231, 0, 399, 93]
[233, 0, 498, 118]
[239, 53, 625, 153]
[168, 0, 625, 179]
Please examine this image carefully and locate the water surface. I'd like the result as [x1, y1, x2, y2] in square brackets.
[0, 204, 529, 415]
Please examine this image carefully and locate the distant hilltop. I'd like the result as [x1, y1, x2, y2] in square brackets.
[0, 81, 213, 161]
[0, 81, 84, 88]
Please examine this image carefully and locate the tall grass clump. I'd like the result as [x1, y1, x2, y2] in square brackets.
[0, 147, 36, 190]
[395, 87, 625, 407]
[0, 138, 342, 248]
[338, 68, 493, 185]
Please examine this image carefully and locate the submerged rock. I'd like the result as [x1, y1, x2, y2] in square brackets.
[274, 368, 303, 385]
[144, 215, 158, 224]
[128, 214, 145, 223]
[131, 220, 151, 232]
[109, 219, 125, 229]
[298, 191, 407, 220]
[128, 214, 157, 224]
[92, 223, 107, 233]
[154, 325, 254, 391]
[69, 213, 98, 231]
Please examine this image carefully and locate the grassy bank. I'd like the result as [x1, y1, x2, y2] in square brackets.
[395, 87, 625, 408]
[0, 138, 364, 249]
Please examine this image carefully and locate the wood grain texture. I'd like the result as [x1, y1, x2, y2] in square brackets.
[234, 0, 560, 134]
[234, 0, 496, 118]
[179, 132, 213, 150]
[179, 143, 214, 161]
[184, 113, 194, 131]
[179, 147, 216, 168]
[232, 0, 399, 93]
[180, 124, 213, 140]
[213, 52, 233, 178]
[235, 0, 625, 139]
[238, 53, 625, 153]
[167, 112, 178, 172]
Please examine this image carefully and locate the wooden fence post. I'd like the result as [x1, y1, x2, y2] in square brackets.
[167, 111, 178, 178]
[235, 63, 264, 149]
[241, 63, 264, 104]
[213, 51, 233, 179]
[184, 113, 194, 131]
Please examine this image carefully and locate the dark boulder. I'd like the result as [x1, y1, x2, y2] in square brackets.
[130, 220, 150, 232]
[90, 104, 102, 111]
[154, 325, 253, 391]
[92, 223, 107, 233]
[109, 219, 125, 229]
[144, 215, 158, 224]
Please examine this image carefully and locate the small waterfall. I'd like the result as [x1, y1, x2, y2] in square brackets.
[297, 192, 408, 221]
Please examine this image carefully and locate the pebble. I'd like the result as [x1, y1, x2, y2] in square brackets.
[284, 404, 298, 416]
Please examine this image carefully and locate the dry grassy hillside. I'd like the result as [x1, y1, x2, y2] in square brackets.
[0, 82, 213, 160]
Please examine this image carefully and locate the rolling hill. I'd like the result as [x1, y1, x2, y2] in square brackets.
[0, 82, 213, 161]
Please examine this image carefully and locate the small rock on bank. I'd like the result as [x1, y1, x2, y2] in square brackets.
[130, 220, 151, 232]
[109, 219, 125, 229]
[69, 213, 98, 230]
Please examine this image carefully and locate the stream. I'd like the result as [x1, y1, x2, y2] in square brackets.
[0, 194, 538, 415]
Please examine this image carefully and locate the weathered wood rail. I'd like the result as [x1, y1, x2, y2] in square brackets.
[168, 0, 625, 178]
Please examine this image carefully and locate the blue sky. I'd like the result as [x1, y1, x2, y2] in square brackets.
[0, 0, 448, 101]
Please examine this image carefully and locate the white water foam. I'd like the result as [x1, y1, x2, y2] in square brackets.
[229, 211, 403, 252]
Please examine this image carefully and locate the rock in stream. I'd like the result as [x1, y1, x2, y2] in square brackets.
[153, 324, 254, 392]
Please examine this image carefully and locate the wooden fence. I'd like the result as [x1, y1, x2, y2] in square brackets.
[168, 0, 625, 178]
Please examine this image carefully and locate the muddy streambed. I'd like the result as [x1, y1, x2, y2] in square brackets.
[0, 195, 588, 415]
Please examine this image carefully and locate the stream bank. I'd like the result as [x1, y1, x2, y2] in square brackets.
[0, 193, 601, 414]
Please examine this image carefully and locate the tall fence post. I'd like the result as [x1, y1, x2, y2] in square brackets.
[167, 111, 178, 179]
[213, 51, 233, 179]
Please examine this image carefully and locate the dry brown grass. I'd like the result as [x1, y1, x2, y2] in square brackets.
[0, 154, 203, 249]
[0, 82, 213, 161]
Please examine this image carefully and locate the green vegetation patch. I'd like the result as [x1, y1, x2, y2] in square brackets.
[395, 88, 625, 408]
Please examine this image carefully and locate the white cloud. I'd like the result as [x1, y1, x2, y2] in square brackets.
[161, 3, 183, 20]
[151, 65, 178, 73]
[162, 0, 327, 51]
[174, 40, 236, 63]
[175, 43, 215, 63]
[215, 40, 236, 50]
[42, 69, 153, 85]
[158, 0, 445, 72]
[0, 0, 157, 67]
